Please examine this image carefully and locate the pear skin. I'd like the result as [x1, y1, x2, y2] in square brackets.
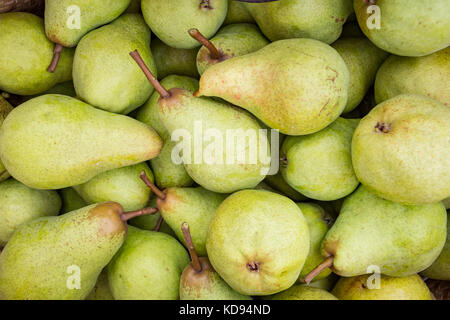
[86, 270, 114, 300]
[59, 188, 87, 214]
[224, 0, 254, 25]
[271, 285, 338, 300]
[0, 96, 13, 182]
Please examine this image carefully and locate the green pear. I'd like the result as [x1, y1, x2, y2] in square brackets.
[0, 179, 61, 246]
[73, 163, 154, 212]
[306, 273, 339, 291]
[125, 0, 141, 13]
[444, 198, 450, 210]
[151, 38, 199, 80]
[129, 197, 176, 236]
[375, 48, 450, 106]
[0, 12, 73, 95]
[0, 94, 162, 190]
[281, 118, 360, 201]
[107, 226, 190, 300]
[206, 190, 310, 295]
[352, 94, 450, 205]
[86, 270, 114, 300]
[332, 38, 388, 113]
[242, 0, 353, 43]
[332, 274, 433, 300]
[193, 23, 269, 75]
[73, 14, 157, 114]
[197, 38, 350, 135]
[421, 212, 450, 281]
[0, 96, 13, 182]
[264, 172, 307, 202]
[59, 188, 87, 214]
[271, 285, 338, 300]
[354, 0, 450, 57]
[141, 0, 228, 49]
[224, 0, 254, 24]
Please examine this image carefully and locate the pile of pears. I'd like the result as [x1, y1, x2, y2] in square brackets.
[0, 0, 449, 301]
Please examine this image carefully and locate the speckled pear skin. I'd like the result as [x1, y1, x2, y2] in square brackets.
[0, 94, 162, 190]
[180, 258, 252, 300]
[73, 163, 154, 212]
[0, 179, 61, 246]
[322, 185, 447, 278]
[107, 226, 190, 300]
[352, 94, 450, 205]
[151, 38, 199, 80]
[158, 187, 227, 256]
[197, 38, 350, 135]
[243, 0, 353, 43]
[206, 190, 310, 296]
[421, 212, 450, 281]
[375, 48, 450, 106]
[73, 14, 156, 114]
[332, 274, 433, 300]
[196, 23, 269, 75]
[0, 202, 127, 300]
[224, 0, 254, 25]
[59, 188, 87, 214]
[0, 13, 74, 95]
[332, 38, 388, 113]
[354, 0, 450, 57]
[45, 0, 131, 47]
[297, 203, 333, 281]
[86, 269, 114, 300]
[0, 97, 13, 182]
[141, 0, 228, 49]
[271, 285, 338, 300]
[281, 118, 360, 201]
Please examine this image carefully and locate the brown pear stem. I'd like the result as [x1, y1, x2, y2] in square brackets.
[153, 215, 164, 232]
[139, 171, 166, 200]
[129, 50, 171, 98]
[47, 43, 63, 73]
[188, 28, 222, 60]
[121, 207, 158, 221]
[303, 256, 334, 284]
[181, 222, 202, 273]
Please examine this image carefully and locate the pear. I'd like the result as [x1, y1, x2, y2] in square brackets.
[307, 274, 339, 291]
[59, 188, 87, 214]
[264, 172, 307, 202]
[304, 185, 447, 282]
[332, 274, 433, 300]
[224, 0, 254, 24]
[107, 226, 190, 300]
[73, 163, 154, 212]
[141, 0, 228, 49]
[0, 94, 162, 190]
[354, 0, 450, 57]
[27, 81, 77, 99]
[241, 0, 353, 43]
[0, 96, 13, 182]
[271, 285, 338, 300]
[190, 23, 268, 75]
[281, 118, 360, 201]
[444, 198, 450, 210]
[131, 51, 270, 193]
[129, 197, 176, 236]
[206, 190, 310, 295]
[0, 179, 61, 246]
[125, 0, 141, 13]
[332, 38, 388, 113]
[197, 38, 350, 135]
[375, 48, 450, 106]
[151, 38, 199, 80]
[0, 202, 157, 300]
[0, 12, 73, 95]
[73, 14, 157, 114]
[179, 223, 251, 300]
[86, 270, 114, 300]
[352, 94, 450, 205]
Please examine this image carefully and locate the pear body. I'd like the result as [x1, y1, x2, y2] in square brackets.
[86, 270, 114, 300]
[224, 0, 254, 25]
[73, 14, 156, 114]
[354, 0, 450, 57]
[281, 118, 360, 201]
[322, 186, 447, 277]
[108, 226, 190, 300]
[0, 179, 61, 245]
[45, 0, 131, 47]
[206, 190, 310, 295]
[0, 95, 162, 190]
[0, 12, 73, 95]
[141, 0, 228, 49]
[59, 187, 87, 214]
[125, 0, 141, 13]
[307, 274, 339, 291]
[129, 198, 176, 237]
[352, 94, 450, 205]
[264, 172, 307, 202]
[0, 97, 13, 182]
[375, 48, 450, 106]
[197, 38, 350, 135]
[271, 285, 337, 300]
[0, 202, 126, 300]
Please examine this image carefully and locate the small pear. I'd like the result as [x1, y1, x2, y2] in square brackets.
[59, 188, 87, 214]
[224, 0, 254, 24]
[0, 96, 13, 182]
[271, 285, 338, 300]
[86, 270, 114, 300]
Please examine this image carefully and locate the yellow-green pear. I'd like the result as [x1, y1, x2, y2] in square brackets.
[86, 270, 114, 300]
[224, 0, 254, 24]
[0, 96, 13, 182]
[59, 188, 87, 214]
[271, 285, 338, 300]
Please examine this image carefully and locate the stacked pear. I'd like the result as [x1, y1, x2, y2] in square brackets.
[0, 96, 13, 182]
[271, 285, 338, 300]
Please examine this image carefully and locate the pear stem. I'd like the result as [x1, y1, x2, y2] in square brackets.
[121, 207, 159, 221]
[47, 43, 63, 73]
[181, 222, 202, 273]
[188, 28, 222, 60]
[303, 256, 334, 284]
[139, 171, 166, 200]
[129, 50, 171, 98]
[153, 215, 164, 232]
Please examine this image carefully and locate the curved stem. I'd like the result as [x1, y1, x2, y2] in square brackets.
[121, 207, 158, 221]
[181, 222, 202, 273]
[303, 256, 334, 284]
[47, 43, 63, 73]
[129, 50, 171, 98]
[153, 215, 164, 232]
[139, 171, 166, 200]
[188, 28, 222, 60]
